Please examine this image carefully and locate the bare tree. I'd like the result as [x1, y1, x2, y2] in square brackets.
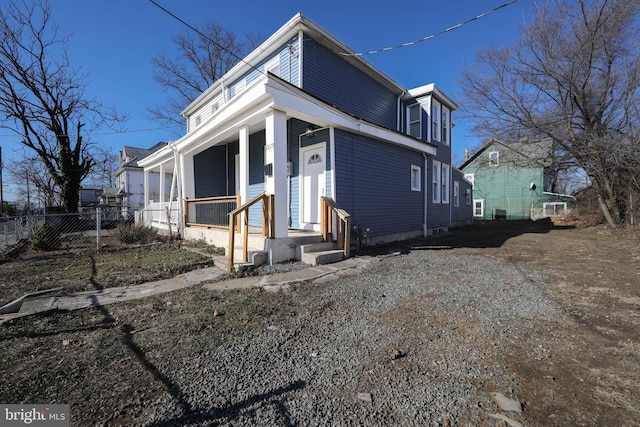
[0, 0, 124, 213]
[85, 146, 118, 189]
[459, 0, 640, 227]
[8, 154, 61, 211]
[148, 21, 262, 130]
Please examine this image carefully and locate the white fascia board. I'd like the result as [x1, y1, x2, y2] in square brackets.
[408, 83, 459, 110]
[183, 13, 406, 116]
[265, 77, 437, 155]
[176, 78, 274, 155]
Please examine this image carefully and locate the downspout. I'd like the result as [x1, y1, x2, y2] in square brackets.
[423, 153, 428, 237]
[397, 91, 405, 132]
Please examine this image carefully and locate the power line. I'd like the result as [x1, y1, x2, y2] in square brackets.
[341, 0, 518, 57]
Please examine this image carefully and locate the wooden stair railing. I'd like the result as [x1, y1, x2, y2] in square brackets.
[320, 196, 351, 259]
[227, 192, 274, 272]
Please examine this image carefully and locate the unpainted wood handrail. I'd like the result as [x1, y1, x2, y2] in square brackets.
[320, 196, 351, 259]
[227, 192, 274, 272]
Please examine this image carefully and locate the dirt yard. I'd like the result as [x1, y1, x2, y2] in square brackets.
[432, 219, 640, 425]
[1, 219, 639, 425]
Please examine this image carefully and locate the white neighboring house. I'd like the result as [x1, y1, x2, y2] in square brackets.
[114, 142, 172, 217]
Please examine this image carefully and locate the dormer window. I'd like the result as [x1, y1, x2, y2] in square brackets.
[195, 115, 202, 127]
[441, 106, 450, 145]
[431, 100, 441, 142]
[407, 103, 421, 138]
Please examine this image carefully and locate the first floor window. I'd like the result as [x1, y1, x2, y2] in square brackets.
[442, 163, 450, 204]
[453, 181, 460, 207]
[466, 189, 472, 205]
[411, 165, 421, 191]
[473, 199, 484, 217]
[432, 160, 441, 203]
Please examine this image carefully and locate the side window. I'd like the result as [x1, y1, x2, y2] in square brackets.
[432, 160, 441, 203]
[408, 104, 421, 138]
[442, 163, 450, 204]
[411, 165, 421, 191]
[453, 181, 460, 207]
[441, 106, 449, 145]
[489, 151, 499, 166]
[464, 173, 475, 188]
[431, 100, 441, 142]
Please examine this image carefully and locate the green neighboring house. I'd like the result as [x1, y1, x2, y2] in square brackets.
[459, 138, 573, 220]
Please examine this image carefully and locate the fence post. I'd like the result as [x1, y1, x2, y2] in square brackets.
[96, 207, 101, 251]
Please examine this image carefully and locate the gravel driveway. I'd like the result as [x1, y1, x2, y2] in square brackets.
[141, 249, 556, 426]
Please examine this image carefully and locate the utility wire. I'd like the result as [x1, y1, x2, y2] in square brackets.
[342, 0, 518, 56]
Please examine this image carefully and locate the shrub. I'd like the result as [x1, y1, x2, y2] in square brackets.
[32, 222, 61, 251]
[115, 223, 158, 244]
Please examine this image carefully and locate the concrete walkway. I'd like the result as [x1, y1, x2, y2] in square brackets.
[0, 256, 378, 324]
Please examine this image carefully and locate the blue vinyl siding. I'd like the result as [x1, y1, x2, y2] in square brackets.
[247, 131, 266, 226]
[228, 37, 299, 99]
[301, 38, 398, 129]
[334, 129, 424, 238]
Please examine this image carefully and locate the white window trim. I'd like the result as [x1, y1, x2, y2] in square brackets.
[464, 173, 475, 188]
[432, 160, 441, 203]
[411, 165, 421, 191]
[453, 181, 460, 207]
[543, 202, 567, 216]
[442, 163, 450, 204]
[473, 199, 484, 217]
[431, 100, 441, 142]
[441, 106, 450, 145]
[407, 103, 421, 139]
[489, 151, 499, 166]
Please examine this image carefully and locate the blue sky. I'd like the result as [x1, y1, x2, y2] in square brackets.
[2, 0, 534, 199]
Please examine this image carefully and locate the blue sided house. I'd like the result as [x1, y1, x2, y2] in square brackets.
[138, 13, 473, 268]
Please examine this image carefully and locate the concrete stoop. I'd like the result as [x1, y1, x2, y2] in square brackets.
[300, 241, 345, 266]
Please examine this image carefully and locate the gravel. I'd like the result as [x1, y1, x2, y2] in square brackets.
[138, 250, 560, 426]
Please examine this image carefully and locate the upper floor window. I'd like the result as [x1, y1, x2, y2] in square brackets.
[441, 106, 450, 145]
[464, 173, 475, 188]
[195, 115, 202, 126]
[408, 104, 421, 138]
[431, 100, 441, 142]
[489, 151, 499, 166]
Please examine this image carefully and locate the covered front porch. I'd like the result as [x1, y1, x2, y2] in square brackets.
[137, 75, 351, 267]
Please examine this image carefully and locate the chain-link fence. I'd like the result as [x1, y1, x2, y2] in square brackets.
[0, 207, 129, 252]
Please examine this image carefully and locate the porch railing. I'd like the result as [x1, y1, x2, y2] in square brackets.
[320, 196, 351, 259]
[227, 192, 275, 271]
[185, 195, 241, 230]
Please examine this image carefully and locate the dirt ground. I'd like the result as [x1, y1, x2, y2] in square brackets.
[1, 218, 639, 425]
[431, 219, 640, 426]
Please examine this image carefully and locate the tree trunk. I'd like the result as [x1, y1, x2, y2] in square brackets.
[591, 176, 619, 228]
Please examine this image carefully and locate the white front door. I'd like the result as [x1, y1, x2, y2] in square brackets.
[300, 143, 326, 227]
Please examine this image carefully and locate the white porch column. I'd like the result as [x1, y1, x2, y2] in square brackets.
[180, 153, 195, 199]
[143, 170, 149, 206]
[159, 163, 166, 204]
[264, 109, 288, 238]
[238, 125, 249, 203]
